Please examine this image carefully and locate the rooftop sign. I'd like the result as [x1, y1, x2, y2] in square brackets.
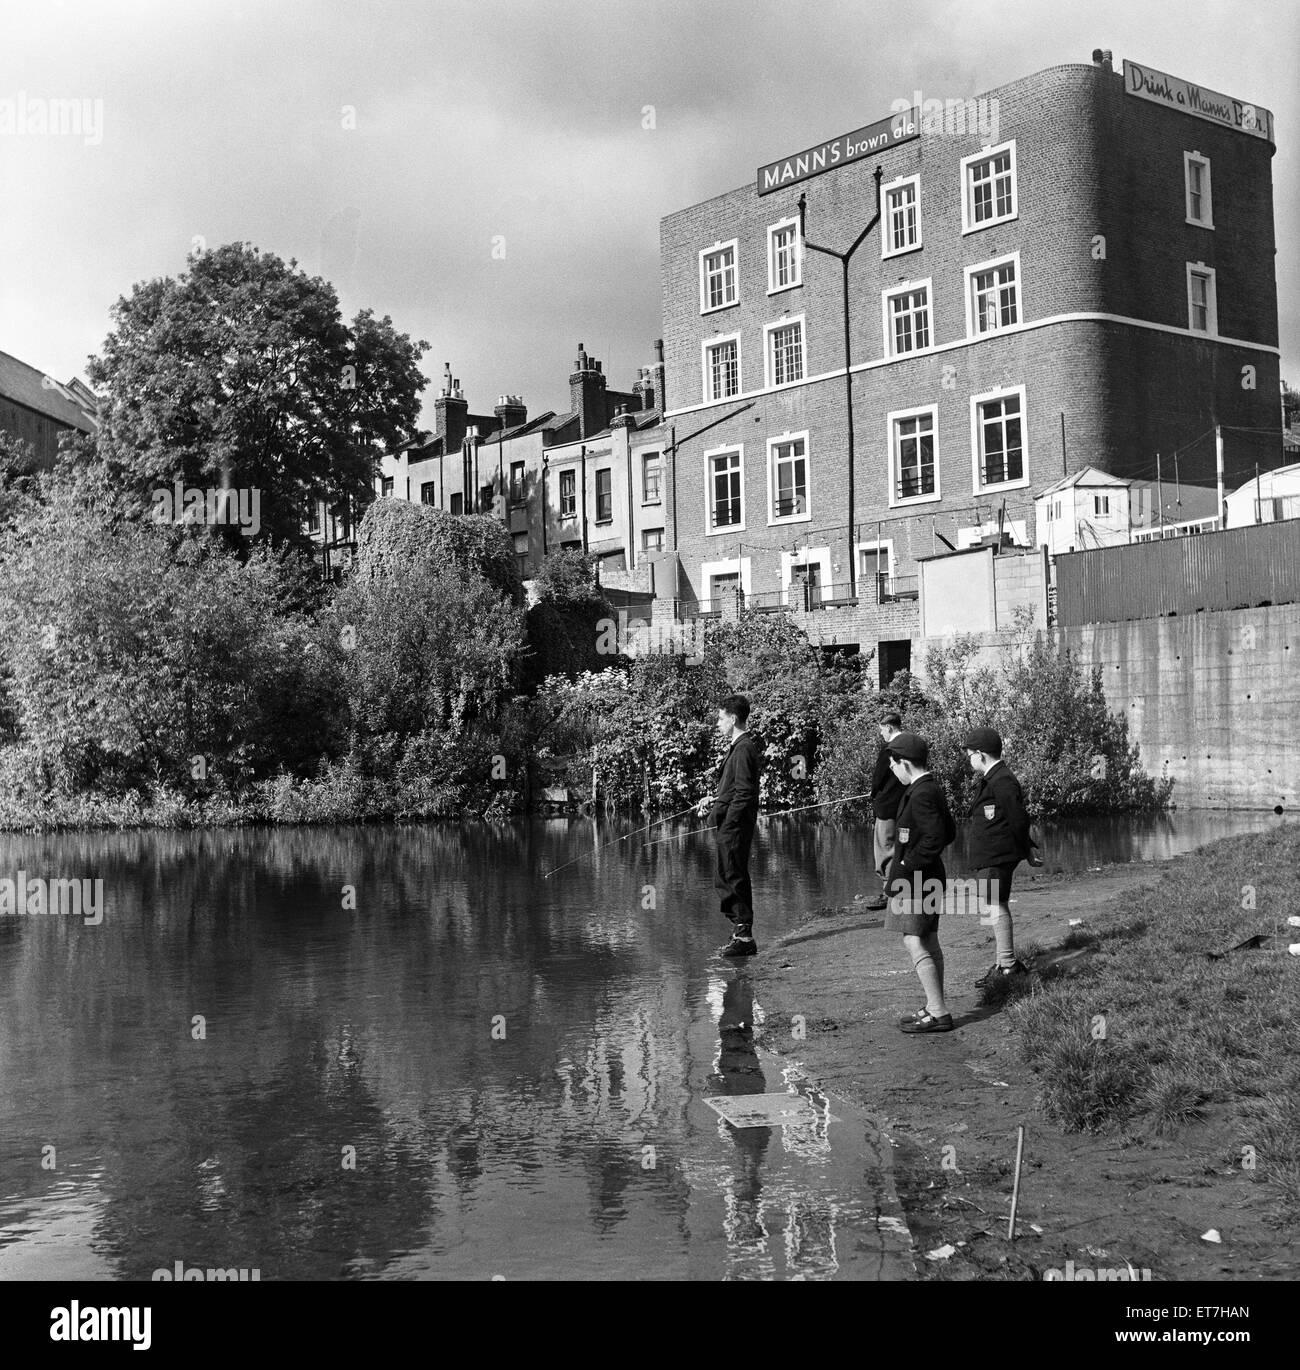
[757, 107, 919, 196]
[1124, 59, 1275, 144]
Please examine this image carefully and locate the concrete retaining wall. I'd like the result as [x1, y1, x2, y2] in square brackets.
[915, 603, 1300, 810]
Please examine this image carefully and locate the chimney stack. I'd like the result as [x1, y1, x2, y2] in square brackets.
[495, 393, 527, 431]
[434, 361, 469, 452]
[570, 342, 609, 438]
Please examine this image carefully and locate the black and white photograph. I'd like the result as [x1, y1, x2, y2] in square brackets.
[0, 0, 1297, 1338]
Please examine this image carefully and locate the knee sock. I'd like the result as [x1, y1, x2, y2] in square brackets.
[909, 941, 948, 1017]
[992, 907, 1016, 968]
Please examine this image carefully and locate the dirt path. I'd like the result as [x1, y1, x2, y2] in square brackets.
[752, 856, 1296, 1281]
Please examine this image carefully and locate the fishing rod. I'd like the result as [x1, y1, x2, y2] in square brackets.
[541, 803, 702, 879]
[619, 790, 879, 851]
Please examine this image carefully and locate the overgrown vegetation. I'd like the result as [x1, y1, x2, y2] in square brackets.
[1008, 825, 1300, 1214]
[817, 612, 1174, 822]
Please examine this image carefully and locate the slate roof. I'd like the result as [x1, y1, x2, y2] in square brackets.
[0, 349, 98, 431]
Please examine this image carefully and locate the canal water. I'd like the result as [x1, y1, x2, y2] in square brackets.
[0, 810, 1285, 1281]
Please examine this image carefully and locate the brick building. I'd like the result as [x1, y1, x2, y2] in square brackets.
[656, 50, 1282, 660]
[0, 348, 98, 469]
[370, 346, 666, 581]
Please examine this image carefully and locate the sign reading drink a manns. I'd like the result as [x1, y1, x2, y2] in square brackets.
[757, 108, 919, 195]
[1124, 59, 1275, 144]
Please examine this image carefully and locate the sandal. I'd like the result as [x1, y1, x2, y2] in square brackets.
[900, 1009, 953, 1034]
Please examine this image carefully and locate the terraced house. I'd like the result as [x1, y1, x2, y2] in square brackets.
[656, 50, 1281, 665]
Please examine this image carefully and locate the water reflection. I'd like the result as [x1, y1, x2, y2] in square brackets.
[0, 811, 1287, 1280]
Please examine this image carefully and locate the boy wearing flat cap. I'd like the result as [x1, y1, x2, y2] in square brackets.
[963, 726, 1034, 987]
[883, 731, 956, 1033]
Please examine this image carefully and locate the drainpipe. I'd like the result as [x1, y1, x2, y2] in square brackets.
[541, 454, 549, 556]
[624, 421, 635, 570]
[580, 442, 588, 552]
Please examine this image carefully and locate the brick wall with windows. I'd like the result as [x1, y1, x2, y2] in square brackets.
[659, 56, 1281, 622]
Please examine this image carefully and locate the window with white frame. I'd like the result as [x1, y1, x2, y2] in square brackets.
[595, 468, 613, 523]
[1187, 264, 1217, 334]
[699, 241, 738, 312]
[890, 408, 938, 503]
[884, 281, 931, 356]
[858, 541, 894, 596]
[769, 433, 809, 521]
[767, 318, 805, 386]
[642, 527, 664, 552]
[510, 461, 526, 504]
[974, 390, 1026, 489]
[642, 451, 661, 503]
[883, 176, 921, 256]
[381, 476, 394, 497]
[967, 254, 1019, 336]
[768, 218, 801, 292]
[558, 469, 576, 517]
[1093, 494, 1110, 516]
[420, 481, 436, 505]
[708, 447, 744, 529]
[962, 141, 1017, 233]
[704, 335, 740, 402]
[1184, 152, 1213, 228]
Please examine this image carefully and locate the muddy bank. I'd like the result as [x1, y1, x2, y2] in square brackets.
[752, 854, 1297, 1281]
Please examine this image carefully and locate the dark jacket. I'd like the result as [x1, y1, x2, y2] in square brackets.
[709, 731, 763, 840]
[886, 773, 953, 898]
[870, 741, 905, 821]
[965, 761, 1032, 867]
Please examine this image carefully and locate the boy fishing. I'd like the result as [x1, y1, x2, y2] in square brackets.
[696, 694, 763, 957]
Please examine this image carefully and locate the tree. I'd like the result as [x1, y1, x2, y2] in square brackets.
[523, 548, 616, 688]
[81, 242, 429, 553]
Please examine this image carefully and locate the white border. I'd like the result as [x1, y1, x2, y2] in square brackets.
[700, 330, 742, 406]
[767, 216, 803, 294]
[1186, 262, 1218, 336]
[1184, 151, 1214, 229]
[763, 313, 807, 389]
[881, 173, 922, 259]
[699, 238, 739, 315]
[960, 138, 1018, 235]
[964, 250, 1021, 340]
[881, 276, 935, 358]
[767, 429, 813, 525]
[703, 441, 745, 535]
[887, 403, 941, 508]
[970, 383, 1030, 494]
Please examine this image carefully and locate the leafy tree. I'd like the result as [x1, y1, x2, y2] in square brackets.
[354, 496, 523, 605]
[80, 242, 429, 553]
[0, 476, 346, 800]
[523, 548, 616, 688]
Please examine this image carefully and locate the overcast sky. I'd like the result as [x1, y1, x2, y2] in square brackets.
[2, 0, 1297, 429]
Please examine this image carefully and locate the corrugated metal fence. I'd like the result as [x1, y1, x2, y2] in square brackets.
[1055, 520, 1300, 626]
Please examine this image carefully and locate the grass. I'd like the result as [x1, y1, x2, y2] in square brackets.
[1006, 824, 1300, 1211]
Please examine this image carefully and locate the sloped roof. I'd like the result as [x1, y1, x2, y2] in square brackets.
[1036, 466, 1132, 498]
[0, 349, 97, 431]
